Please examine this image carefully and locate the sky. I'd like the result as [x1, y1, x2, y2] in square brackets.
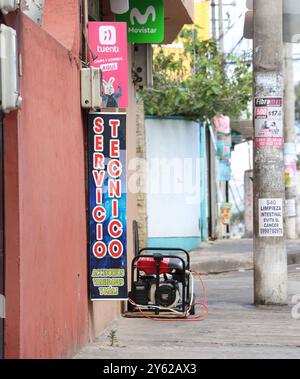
[221, 0, 300, 83]
[221, 0, 252, 57]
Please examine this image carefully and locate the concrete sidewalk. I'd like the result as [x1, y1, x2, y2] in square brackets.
[74, 266, 300, 359]
[190, 238, 300, 274]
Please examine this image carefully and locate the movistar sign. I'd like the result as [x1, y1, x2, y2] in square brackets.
[116, 0, 164, 43]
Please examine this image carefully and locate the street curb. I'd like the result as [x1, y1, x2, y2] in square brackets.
[191, 253, 300, 275]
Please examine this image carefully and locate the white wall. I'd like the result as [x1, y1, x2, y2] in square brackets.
[145, 118, 201, 238]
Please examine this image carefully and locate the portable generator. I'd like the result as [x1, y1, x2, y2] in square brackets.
[128, 248, 195, 317]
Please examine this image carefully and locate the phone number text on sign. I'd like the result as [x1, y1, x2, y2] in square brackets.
[254, 97, 283, 148]
[259, 199, 283, 237]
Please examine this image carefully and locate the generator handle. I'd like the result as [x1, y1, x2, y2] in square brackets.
[138, 247, 190, 270]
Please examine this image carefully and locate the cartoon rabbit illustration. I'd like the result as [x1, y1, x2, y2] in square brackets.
[102, 77, 123, 108]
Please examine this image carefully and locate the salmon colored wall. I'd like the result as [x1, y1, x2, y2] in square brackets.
[5, 11, 88, 358]
[4, 2, 138, 358]
[4, 4, 89, 356]
[3, 111, 21, 357]
[43, 0, 80, 51]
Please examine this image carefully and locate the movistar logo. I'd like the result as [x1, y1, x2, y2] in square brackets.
[130, 6, 156, 26]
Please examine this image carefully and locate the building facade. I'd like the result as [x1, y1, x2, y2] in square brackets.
[0, 0, 194, 359]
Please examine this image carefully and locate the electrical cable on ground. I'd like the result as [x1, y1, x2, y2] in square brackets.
[128, 270, 209, 322]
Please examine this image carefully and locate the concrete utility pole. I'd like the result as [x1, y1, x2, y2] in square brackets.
[253, 0, 288, 305]
[218, 0, 224, 52]
[284, 43, 297, 239]
[209, 0, 218, 239]
[211, 0, 217, 39]
[218, 0, 229, 238]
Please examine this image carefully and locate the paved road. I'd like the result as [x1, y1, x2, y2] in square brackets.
[74, 266, 300, 359]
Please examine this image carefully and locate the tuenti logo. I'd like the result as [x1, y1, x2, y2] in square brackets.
[0, 294, 5, 319]
[130, 6, 156, 26]
[99, 26, 116, 45]
[98, 26, 119, 54]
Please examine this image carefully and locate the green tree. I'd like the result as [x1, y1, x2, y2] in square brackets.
[141, 27, 252, 121]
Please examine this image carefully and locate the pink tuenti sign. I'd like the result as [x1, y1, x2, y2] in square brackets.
[88, 22, 128, 109]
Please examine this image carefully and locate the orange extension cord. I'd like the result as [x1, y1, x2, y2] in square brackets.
[128, 270, 209, 322]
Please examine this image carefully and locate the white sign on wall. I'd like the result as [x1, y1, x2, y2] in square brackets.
[259, 199, 283, 237]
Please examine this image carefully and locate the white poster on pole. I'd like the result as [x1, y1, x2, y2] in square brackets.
[259, 199, 283, 237]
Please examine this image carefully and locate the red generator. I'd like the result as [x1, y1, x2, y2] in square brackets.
[128, 248, 195, 316]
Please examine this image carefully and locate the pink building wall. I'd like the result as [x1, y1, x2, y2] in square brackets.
[5, 9, 89, 358]
[4, 2, 137, 358]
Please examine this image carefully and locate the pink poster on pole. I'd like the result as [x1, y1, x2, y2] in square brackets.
[88, 22, 128, 109]
[213, 115, 230, 134]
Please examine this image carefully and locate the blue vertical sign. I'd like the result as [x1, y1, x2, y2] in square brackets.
[88, 113, 127, 300]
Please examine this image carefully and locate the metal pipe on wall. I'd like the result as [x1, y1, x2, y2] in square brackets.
[0, 110, 5, 359]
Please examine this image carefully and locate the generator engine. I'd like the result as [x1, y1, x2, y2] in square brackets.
[129, 249, 195, 315]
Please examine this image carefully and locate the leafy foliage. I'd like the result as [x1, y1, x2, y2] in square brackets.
[141, 27, 252, 121]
